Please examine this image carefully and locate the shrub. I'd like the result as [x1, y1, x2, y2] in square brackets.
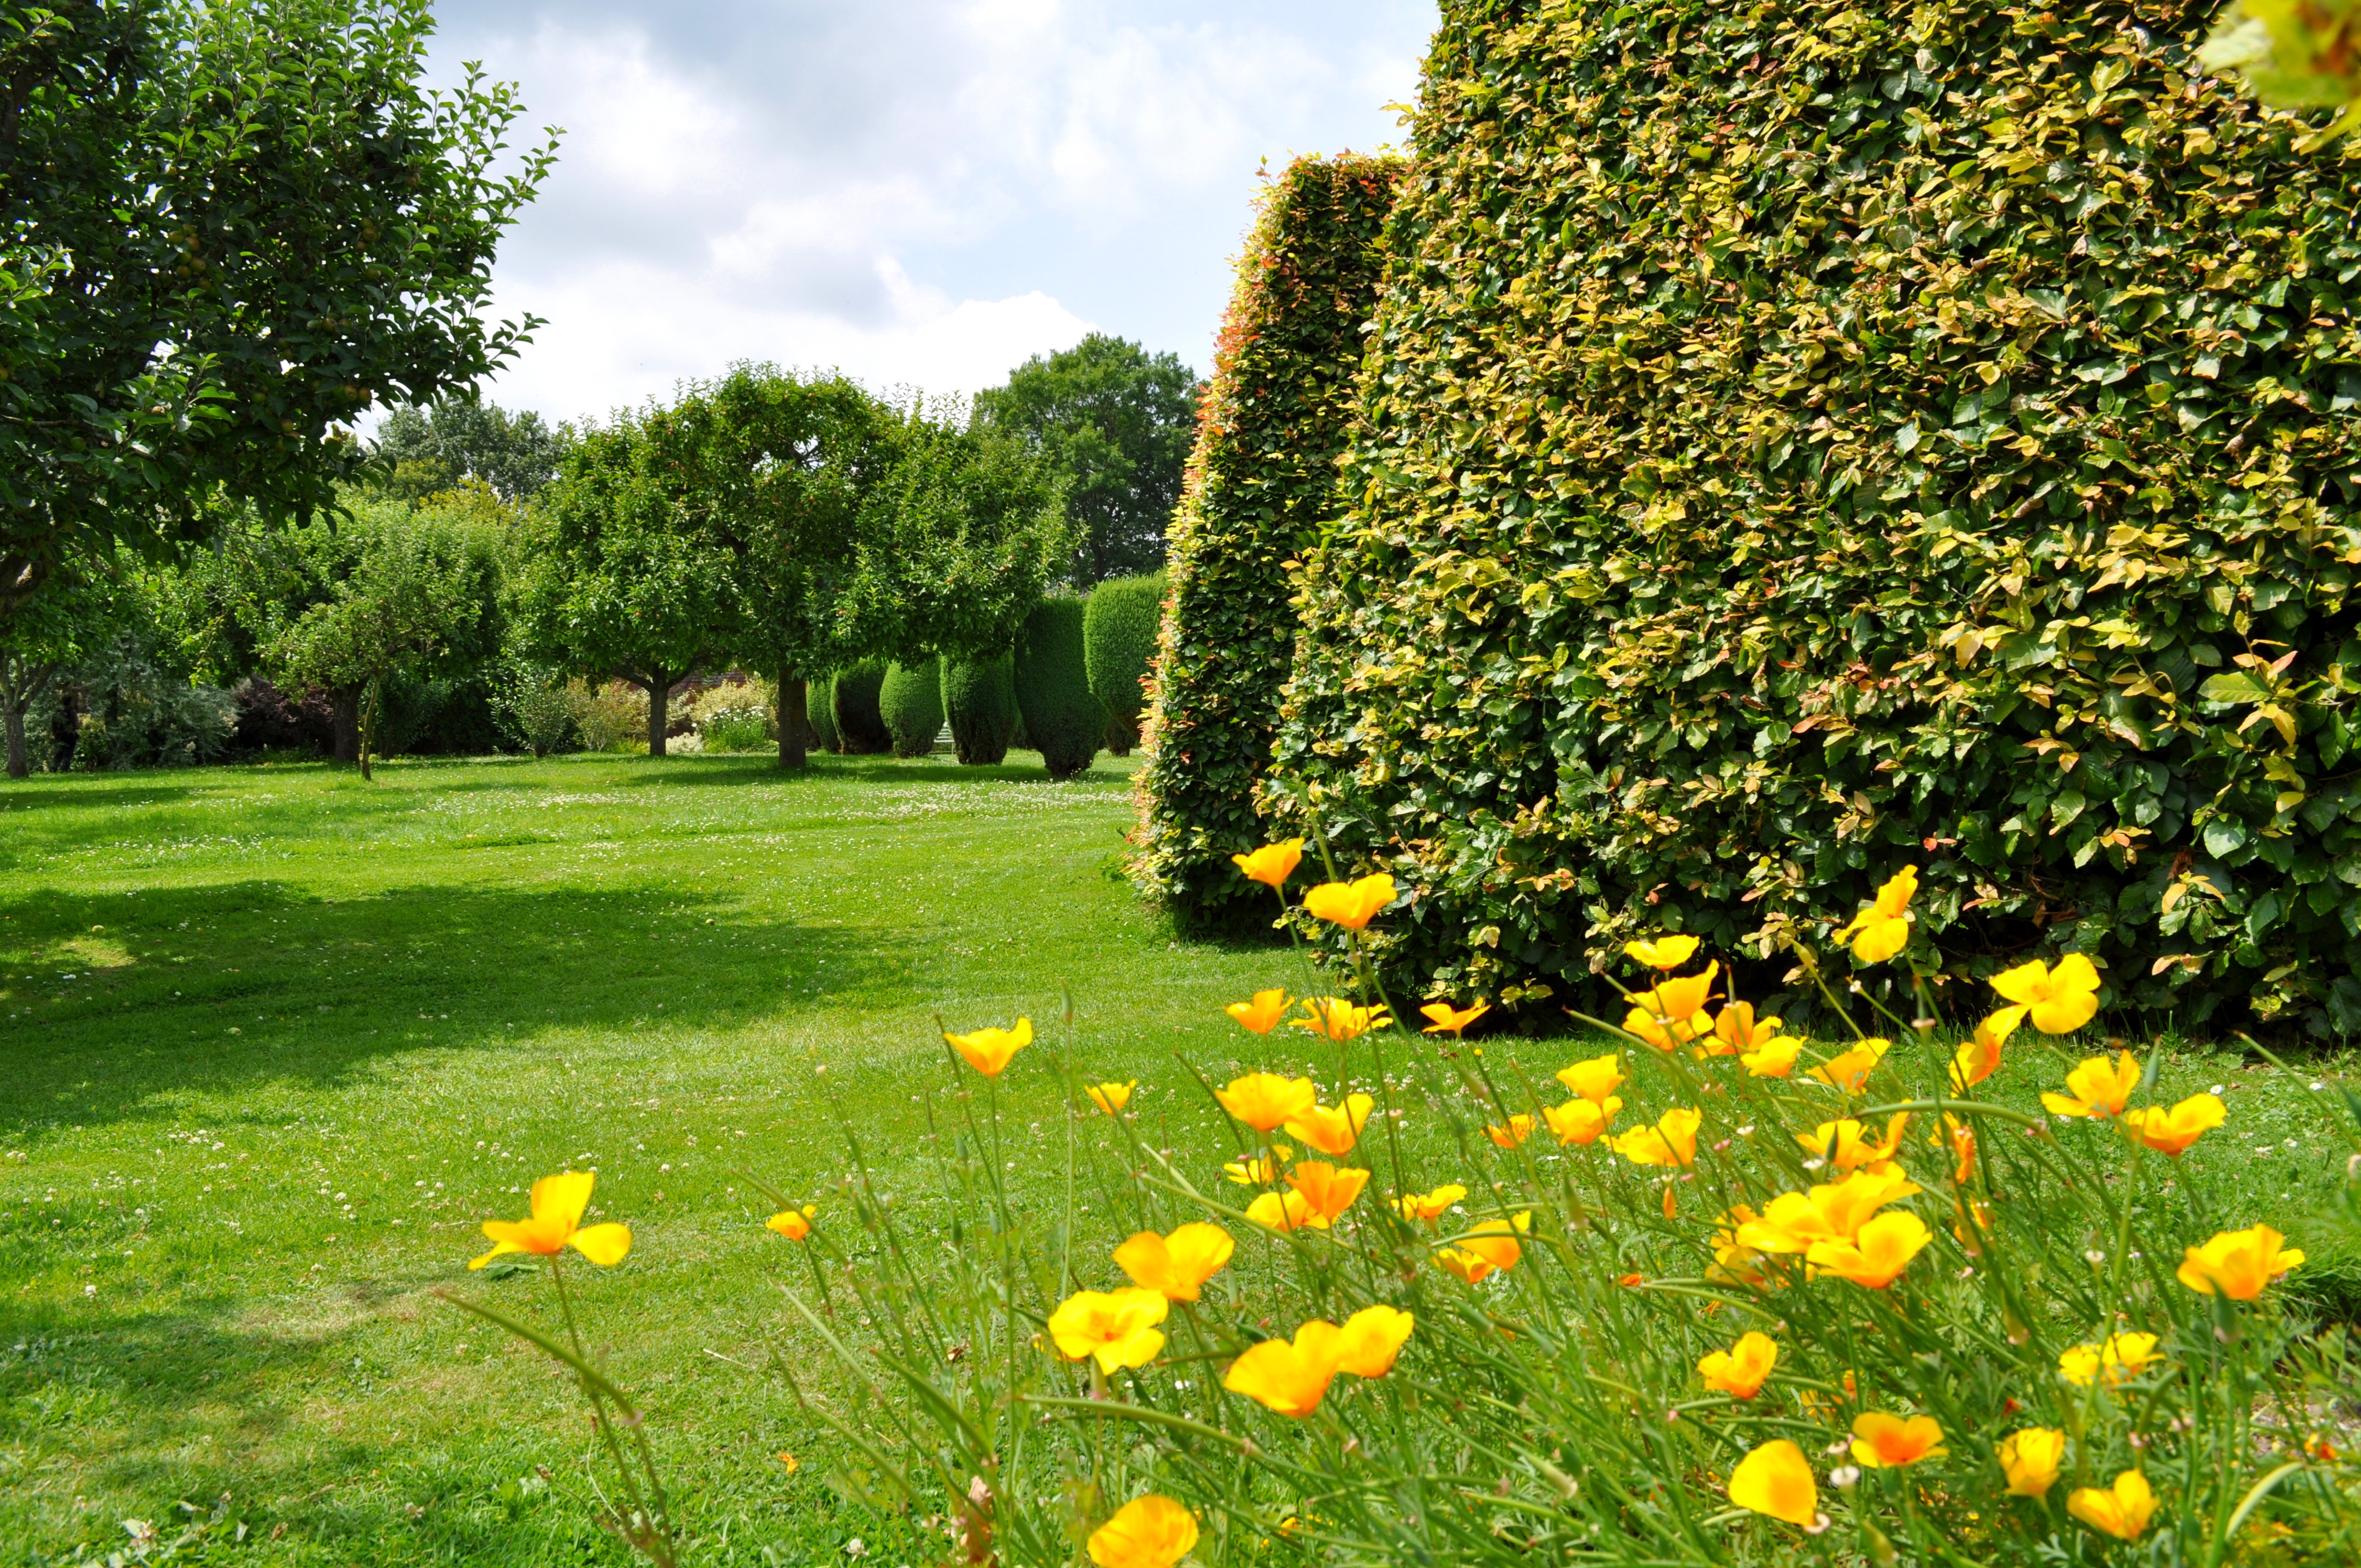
[1013, 596, 1104, 781]
[693, 680, 775, 754]
[830, 659, 891, 754]
[231, 677, 336, 756]
[809, 674, 840, 754]
[879, 657, 944, 758]
[1082, 570, 1165, 755]
[942, 653, 1017, 766]
[1271, 2, 2361, 1034]
[1134, 153, 1403, 927]
[564, 679, 646, 754]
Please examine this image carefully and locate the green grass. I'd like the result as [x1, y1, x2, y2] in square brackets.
[2, 753, 2354, 1567]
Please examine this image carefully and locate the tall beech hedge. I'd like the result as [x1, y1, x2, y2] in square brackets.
[1084, 570, 1167, 755]
[1134, 153, 1405, 927]
[1272, 0, 2361, 1035]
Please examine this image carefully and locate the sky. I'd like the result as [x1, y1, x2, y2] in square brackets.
[422, 1, 1440, 427]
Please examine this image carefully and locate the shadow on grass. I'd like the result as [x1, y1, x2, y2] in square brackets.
[0, 878, 916, 1140]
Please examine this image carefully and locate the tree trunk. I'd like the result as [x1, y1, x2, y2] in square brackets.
[4, 703, 25, 780]
[331, 687, 362, 765]
[646, 673, 670, 757]
[777, 672, 808, 770]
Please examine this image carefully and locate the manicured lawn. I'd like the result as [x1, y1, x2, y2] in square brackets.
[2, 753, 2354, 1566]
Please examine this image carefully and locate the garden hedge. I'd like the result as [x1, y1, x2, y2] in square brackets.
[830, 659, 890, 754]
[1013, 597, 1104, 781]
[943, 653, 1017, 766]
[809, 674, 840, 754]
[1083, 570, 1166, 755]
[879, 657, 944, 758]
[1268, 0, 2361, 1036]
[1134, 153, 1405, 927]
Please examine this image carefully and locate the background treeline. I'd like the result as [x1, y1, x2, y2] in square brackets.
[1140, 0, 2361, 1041]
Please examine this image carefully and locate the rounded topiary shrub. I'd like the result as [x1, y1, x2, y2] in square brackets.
[1083, 570, 1166, 756]
[809, 677, 840, 754]
[943, 654, 1018, 766]
[830, 660, 891, 755]
[1013, 597, 1104, 781]
[880, 658, 944, 759]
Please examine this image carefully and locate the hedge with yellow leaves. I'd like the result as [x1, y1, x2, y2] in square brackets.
[1268, 0, 2361, 1033]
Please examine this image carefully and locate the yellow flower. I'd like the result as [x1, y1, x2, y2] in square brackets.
[1998, 1427, 2066, 1498]
[1741, 1036, 1802, 1078]
[1215, 1072, 1318, 1131]
[1554, 1052, 1625, 1105]
[1332, 1303, 1415, 1377]
[1245, 1189, 1316, 1231]
[1224, 1319, 1345, 1415]
[1231, 839, 1304, 890]
[1285, 1093, 1375, 1157]
[1708, 1205, 1771, 1286]
[1114, 1223, 1235, 1302]
[1623, 1006, 1714, 1052]
[1991, 952, 2103, 1034]
[2041, 1050, 2142, 1119]
[1433, 1212, 1529, 1283]
[1796, 1113, 1910, 1174]
[1949, 1005, 2025, 1090]
[1292, 997, 1391, 1041]
[1484, 1113, 1535, 1148]
[1419, 998, 1490, 1035]
[1285, 1161, 1369, 1226]
[1087, 1081, 1138, 1115]
[1047, 1287, 1169, 1374]
[1543, 1095, 1620, 1146]
[1851, 1411, 1946, 1468]
[1810, 1037, 1891, 1094]
[1806, 1211, 1932, 1289]
[1625, 963, 1720, 1050]
[1611, 1106, 1701, 1168]
[2058, 1332, 2162, 1388]
[2067, 1469, 2156, 1541]
[1727, 1439, 1818, 1527]
[1834, 865, 1918, 963]
[1089, 1495, 1198, 1568]
[2123, 1093, 2226, 1156]
[1736, 1168, 1921, 1254]
[1391, 1183, 1467, 1222]
[945, 1017, 1032, 1077]
[1625, 934, 1701, 971]
[1936, 1113, 1977, 1184]
[1711, 1001, 1783, 1055]
[765, 1205, 817, 1241]
[1698, 1331, 1778, 1400]
[470, 1171, 632, 1270]
[1301, 873, 1395, 931]
[1222, 1146, 1290, 1185]
[1225, 989, 1292, 1035]
[2177, 1223, 2305, 1300]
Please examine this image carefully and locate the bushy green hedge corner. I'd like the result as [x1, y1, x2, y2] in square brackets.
[831, 660, 891, 755]
[1014, 597, 1105, 781]
[1084, 571, 1167, 755]
[943, 654, 1018, 766]
[1269, 0, 2361, 1035]
[880, 658, 944, 758]
[809, 675, 841, 754]
[1134, 153, 1406, 928]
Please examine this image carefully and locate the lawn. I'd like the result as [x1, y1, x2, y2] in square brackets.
[2, 753, 2354, 1567]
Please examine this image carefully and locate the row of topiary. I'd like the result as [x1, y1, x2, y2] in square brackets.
[810, 573, 1166, 780]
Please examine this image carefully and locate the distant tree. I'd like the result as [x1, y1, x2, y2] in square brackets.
[0, 0, 554, 619]
[0, 564, 121, 778]
[371, 399, 572, 502]
[972, 334, 1199, 585]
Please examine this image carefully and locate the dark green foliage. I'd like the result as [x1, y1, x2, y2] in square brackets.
[1271, 1, 2361, 1033]
[1013, 598, 1103, 781]
[1135, 154, 1403, 926]
[943, 655, 1019, 766]
[810, 676, 841, 754]
[1082, 571, 1166, 755]
[831, 660, 890, 754]
[880, 658, 944, 758]
[973, 334, 1200, 584]
[370, 399, 573, 501]
[0, 0, 552, 618]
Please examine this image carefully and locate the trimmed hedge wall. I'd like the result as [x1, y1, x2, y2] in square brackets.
[810, 675, 840, 754]
[1134, 153, 1405, 927]
[1014, 597, 1104, 781]
[830, 660, 890, 755]
[1084, 570, 1166, 755]
[880, 657, 944, 758]
[943, 654, 1018, 766]
[1271, 0, 2361, 1034]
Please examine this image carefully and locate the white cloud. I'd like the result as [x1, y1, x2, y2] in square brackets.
[427, 2, 1437, 421]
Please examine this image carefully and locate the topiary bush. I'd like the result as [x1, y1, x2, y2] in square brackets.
[1013, 597, 1104, 781]
[1134, 153, 1404, 926]
[879, 657, 944, 759]
[1082, 570, 1166, 755]
[942, 653, 1018, 766]
[830, 659, 890, 755]
[809, 674, 840, 754]
[1269, 0, 2361, 1034]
